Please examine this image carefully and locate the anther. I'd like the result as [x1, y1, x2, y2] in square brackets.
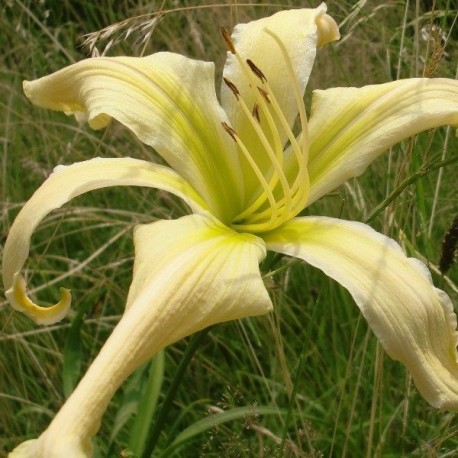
[252, 103, 260, 122]
[220, 26, 236, 54]
[257, 87, 270, 103]
[221, 121, 237, 141]
[246, 59, 267, 82]
[223, 77, 240, 99]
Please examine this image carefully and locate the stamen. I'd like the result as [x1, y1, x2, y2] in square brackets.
[239, 34, 309, 216]
[223, 77, 240, 99]
[231, 93, 287, 221]
[256, 83, 303, 168]
[222, 122, 279, 227]
[263, 28, 311, 211]
[240, 52, 305, 198]
[251, 82, 308, 216]
[252, 103, 260, 123]
[227, 53, 285, 219]
[227, 39, 310, 230]
[264, 93, 308, 207]
[264, 28, 309, 161]
[220, 26, 236, 54]
[230, 52, 298, 226]
[257, 87, 270, 103]
[245, 179, 309, 223]
[222, 121, 237, 141]
[230, 94, 293, 223]
[246, 59, 267, 83]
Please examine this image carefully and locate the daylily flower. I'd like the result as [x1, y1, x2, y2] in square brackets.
[3, 3, 458, 457]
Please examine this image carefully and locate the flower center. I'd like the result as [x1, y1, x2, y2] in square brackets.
[221, 27, 310, 234]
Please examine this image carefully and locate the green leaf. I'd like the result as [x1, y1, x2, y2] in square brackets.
[62, 310, 84, 398]
[106, 363, 148, 455]
[128, 350, 165, 455]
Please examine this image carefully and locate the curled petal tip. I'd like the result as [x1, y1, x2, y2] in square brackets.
[6, 272, 71, 325]
[316, 12, 340, 48]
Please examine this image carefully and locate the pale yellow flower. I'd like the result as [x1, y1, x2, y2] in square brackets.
[4, 4, 458, 457]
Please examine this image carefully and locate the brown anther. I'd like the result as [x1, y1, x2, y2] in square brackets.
[257, 87, 270, 103]
[220, 26, 236, 54]
[222, 121, 237, 141]
[252, 103, 260, 123]
[246, 59, 266, 82]
[223, 77, 240, 99]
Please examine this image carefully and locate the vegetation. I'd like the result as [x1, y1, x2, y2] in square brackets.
[1, 0, 457, 456]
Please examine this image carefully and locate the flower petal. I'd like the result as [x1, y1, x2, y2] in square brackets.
[221, 4, 339, 190]
[222, 3, 338, 135]
[307, 78, 458, 204]
[9, 213, 272, 457]
[23, 53, 243, 221]
[3, 157, 207, 325]
[263, 217, 458, 410]
[127, 213, 272, 329]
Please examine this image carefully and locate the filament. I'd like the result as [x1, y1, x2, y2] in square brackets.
[222, 122, 279, 227]
[224, 28, 311, 232]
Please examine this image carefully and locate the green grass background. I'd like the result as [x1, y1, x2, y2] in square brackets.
[1, 0, 457, 456]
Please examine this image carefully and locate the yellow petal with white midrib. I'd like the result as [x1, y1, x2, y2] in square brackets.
[23, 53, 243, 221]
[307, 78, 458, 204]
[264, 216, 458, 410]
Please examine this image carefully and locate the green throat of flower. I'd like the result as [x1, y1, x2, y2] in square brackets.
[221, 27, 310, 234]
